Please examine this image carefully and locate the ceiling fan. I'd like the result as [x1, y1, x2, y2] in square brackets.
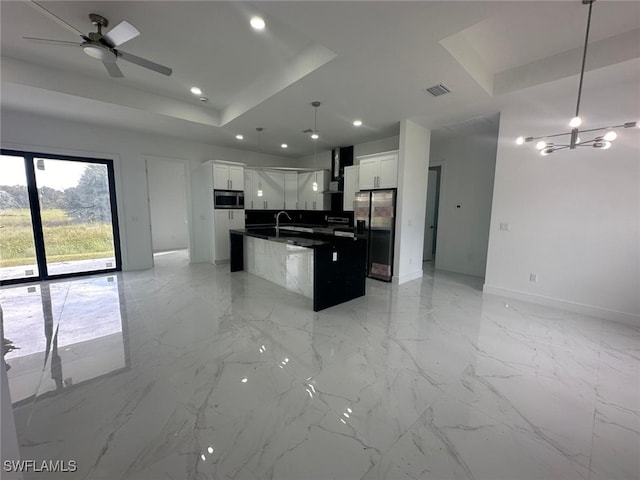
[23, 1, 172, 78]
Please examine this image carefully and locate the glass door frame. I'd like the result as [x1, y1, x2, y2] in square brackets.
[1, 149, 122, 285]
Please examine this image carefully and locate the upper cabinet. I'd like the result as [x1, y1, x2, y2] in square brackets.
[343, 165, 359, 211]
[284, 172, 298, 210]
[357, 151, 398, 190]
[244, 168, 330, 211]
[244, 169, 285, 210]
[298, 170, 329, 210]
[213, 162, 244, 190]
[260, 170, 285, 210]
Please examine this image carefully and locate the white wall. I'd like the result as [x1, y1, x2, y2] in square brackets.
[429, 114, 499, 277]
[146, 157, 189, 252]
[484, 62, 640, 325]
[1, 109, 297, 270]
[395, 120, 431, 284]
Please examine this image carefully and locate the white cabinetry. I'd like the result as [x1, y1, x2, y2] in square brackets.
[357, 151, 398, 190]
[298, 170, 329, 210]
[343, 165, 359, 211]
[285, 172, 298, 209]
[261, 170, 285, 210]
[213, 162, 244, 190]
[213, 209, 244, 263]
[244, 169, 255, 209]
[244, 169, 285, 210]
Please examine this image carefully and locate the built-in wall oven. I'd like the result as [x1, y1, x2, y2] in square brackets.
[214, 190, 244, 209]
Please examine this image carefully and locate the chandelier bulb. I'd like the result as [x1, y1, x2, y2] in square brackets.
[516, 136, 525, 145]
[569, 116, 582, 128]
[536, 141, 547, 150]
[602, 141, 612, 150]
[603, 131, 617, 142]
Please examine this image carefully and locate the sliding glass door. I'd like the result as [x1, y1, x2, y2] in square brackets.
[0, 154, 40, 282]
[0, 150, 121, 284]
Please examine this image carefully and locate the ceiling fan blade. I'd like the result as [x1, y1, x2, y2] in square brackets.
[29, 1, 86, 39]
[118, 51, 172, 76]
[102, 60, 124, 78]
[103, 21, 139, 47]
[23, 36, 82, 46]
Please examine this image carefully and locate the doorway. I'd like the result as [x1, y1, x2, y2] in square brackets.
[145, 158, 189, 256]
[0, 150, 122, 285]
[423, 166, 441, 262]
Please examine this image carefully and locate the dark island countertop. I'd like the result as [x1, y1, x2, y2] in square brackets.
[229, 226, 367, 311]
[229, 227, 328, 248]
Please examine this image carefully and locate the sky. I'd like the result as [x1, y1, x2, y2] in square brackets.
[1, 155, 86, 190]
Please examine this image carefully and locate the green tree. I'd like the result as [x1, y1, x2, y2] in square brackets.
[63, 165, 111, 223]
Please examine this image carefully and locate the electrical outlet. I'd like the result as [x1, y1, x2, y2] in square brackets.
[529, 273, 537, 282]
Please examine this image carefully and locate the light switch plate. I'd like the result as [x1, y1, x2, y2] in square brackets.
[500, 223, 511, 231]
[332, 252, 338, 262]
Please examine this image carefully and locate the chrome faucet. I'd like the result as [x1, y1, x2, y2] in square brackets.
[275, 211, 292, 234]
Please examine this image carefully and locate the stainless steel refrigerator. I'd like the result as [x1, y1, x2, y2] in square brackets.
[353, 189, 396, 282]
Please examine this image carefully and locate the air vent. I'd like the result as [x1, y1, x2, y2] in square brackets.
[425, 83, 451, 97]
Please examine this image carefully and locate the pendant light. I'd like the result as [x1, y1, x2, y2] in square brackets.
[311, 101, 320, 191]
[256, 127, 263, 197]
[515, 0, 637, 155]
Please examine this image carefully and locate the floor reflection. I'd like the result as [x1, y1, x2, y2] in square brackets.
[0, 274, 129, 404]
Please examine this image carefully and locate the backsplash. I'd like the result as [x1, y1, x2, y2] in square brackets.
[245, 210, 353, 227]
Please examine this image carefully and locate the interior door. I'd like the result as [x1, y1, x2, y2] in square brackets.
[423, 167, 441, 261]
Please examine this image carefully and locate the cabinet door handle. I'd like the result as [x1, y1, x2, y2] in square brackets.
[251, 200, 253, 209]
[305, 201, 307, 210]
[313, 201, 316, 210]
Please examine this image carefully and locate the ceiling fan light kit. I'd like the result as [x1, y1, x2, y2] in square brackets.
[24, 1, 172, 78]
[516, 0, 637, 155]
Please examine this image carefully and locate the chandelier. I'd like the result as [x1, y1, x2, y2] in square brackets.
[516, 0, 637, 155]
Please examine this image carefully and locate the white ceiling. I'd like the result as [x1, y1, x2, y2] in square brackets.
[2, 1, 639, 158]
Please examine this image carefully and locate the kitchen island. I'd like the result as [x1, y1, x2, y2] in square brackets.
[229, 227, 367, 311]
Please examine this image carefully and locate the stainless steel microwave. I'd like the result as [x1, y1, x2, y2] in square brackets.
[214, 190, 244, 209]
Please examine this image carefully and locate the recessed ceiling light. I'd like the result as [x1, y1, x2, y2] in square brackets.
[353, 120, 362, 127]
[281, 143, 288, 148]
[190, 86, 202, 95]
[311, 133, 319, 140]
[250, 16, 265, 31]
[235, 134, 244, 140]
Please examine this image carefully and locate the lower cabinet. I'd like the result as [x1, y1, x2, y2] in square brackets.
[213, 209, 245, 263]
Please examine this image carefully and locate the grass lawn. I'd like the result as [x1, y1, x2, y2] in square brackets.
[0, 208, 114, 267]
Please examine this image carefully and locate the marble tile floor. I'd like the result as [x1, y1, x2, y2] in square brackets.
[1, 250, 638, 480]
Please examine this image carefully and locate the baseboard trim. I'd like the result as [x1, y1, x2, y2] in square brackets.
[394, 269, 424, 285]
[482, 284, 639, 327]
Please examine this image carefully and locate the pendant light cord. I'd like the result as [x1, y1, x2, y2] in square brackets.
[575, 0, 594, 118]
